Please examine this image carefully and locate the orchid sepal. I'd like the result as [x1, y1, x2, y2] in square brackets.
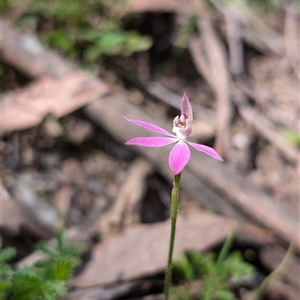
[124, 93, 223, 174]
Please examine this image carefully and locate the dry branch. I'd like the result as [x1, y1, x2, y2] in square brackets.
[198, 16, 232, 157]
[98, 159, 153, 238]
[235, 99, 299, 163]
[208, 0, 285, 55]
[1, 182, 53, 239]
[121, 0, 285, 56]
[0, 18, 77, 78]
[224, 5, 244, 77]
[189, 32, 299, 164]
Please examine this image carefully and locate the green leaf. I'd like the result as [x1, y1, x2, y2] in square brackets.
[50, 256, 81, 280]
[282, 130, 300, 147]
[10, 268, 44, 300]
[173, 14, 197, 49]
[43, 30, 74, 52]
[0, 247, 17, 263]
[125, 32, 152, 53]
[10, 267, 67, 300]
[96, 30, 127, 54]
[36, 242, 59, 257]
[199, 252, 217, 274]
[172, 253, 194, 282]
[76, 28, 104, 42]
[219, 251, 255, 279]
[43, 280, 67, 300]
[216, 228, 235, 265]
[56, 231, 67, 253]
[0, 279, 10, 292]
[0, 0, 9, 10]
[214, 288, 235, 300]
[188, 250, 209, 274]
[0, 237, 16, 277]
[170, 286, 191, 300]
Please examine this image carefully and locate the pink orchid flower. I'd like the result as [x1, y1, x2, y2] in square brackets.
[125, 93, 223, 174]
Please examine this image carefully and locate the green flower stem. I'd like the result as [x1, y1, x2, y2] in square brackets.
[164, 172, 181, 300]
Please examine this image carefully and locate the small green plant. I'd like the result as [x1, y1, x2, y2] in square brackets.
[5, 0, 152, 63]
[171, 231, 255, 300]
[0, 231, 83, 300]
[282, 130, 300, 147]
[172, 14, 197, 56]
[0, 238, 17, 299]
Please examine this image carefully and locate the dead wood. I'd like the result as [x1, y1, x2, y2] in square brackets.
[208, 0, 285, 55]
[98, 159, 153, 238]
[198, 16, 232, 158]
[112, 66, 217, 126]
[121, 0, 285, 56]
[234, 99, 299, 163]
[0, 182, 53, 239]
[0, 18, 77, 78]
[224, 5, 244, 77]
[189, 34, 299, 164]
[1, 19, 299, 248]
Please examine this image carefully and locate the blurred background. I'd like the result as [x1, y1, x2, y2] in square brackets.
[1, 0, 299, 299]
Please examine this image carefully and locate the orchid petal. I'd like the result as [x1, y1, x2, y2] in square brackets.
[126, 137, 177, 147]
[124, 117, 174, 137]
[169, 141, 191, 174]
[188, 142, 223, 161]
[181, 93, 193, 121]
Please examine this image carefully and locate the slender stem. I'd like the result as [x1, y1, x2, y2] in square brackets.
[164, 173, 181, 300]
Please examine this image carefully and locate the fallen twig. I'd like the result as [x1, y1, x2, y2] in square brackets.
[198, 16, 232, 157]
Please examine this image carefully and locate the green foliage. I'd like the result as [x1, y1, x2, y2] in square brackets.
[171, 232, 255, 300]
[0, 238, 17, 299]
[282, 130, 300, 147]
[35, 231, 83, 282]
[0, 231, 83, 300]
[217, 0, 278, 12]
[173, 14, 197, 52]
[246, 0, 277, 11]
[85, 29, 152, 61]
[5, 0, 152, 63]
[10, 268, 67, 300]
[0, 239, 16, 276]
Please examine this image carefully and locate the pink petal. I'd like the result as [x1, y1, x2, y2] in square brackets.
[188, 142, 223, 161]
[181, 93, 193, 121]
[169, 141, 191, 174]
[124, 117, 174, 137]
[125, 137, 177, 147]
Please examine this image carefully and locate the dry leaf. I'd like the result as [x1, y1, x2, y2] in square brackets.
[2, 72, 108, 133]
[70, 208, 234, 287]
